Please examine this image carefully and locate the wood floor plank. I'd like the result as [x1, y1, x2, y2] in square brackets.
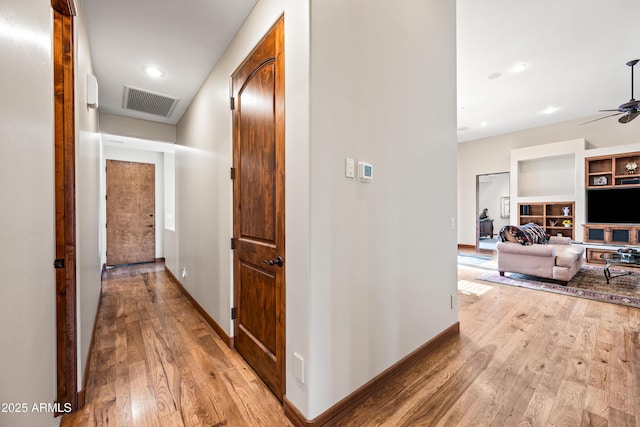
[128, 360, 161, 427]
[583, 385, 609, 421]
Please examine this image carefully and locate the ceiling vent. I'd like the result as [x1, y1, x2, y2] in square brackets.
[123, 85, 179, 117]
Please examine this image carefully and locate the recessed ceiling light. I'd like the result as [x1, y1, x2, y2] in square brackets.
[541, 106, 559, 115]
[480, 121, 488, 127]
[144, 66, 163, 78]
[510, 63, 528, 73]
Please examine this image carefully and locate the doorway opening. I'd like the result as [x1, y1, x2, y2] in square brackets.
[100, 134, 176, 269]
[476, 172, 510, 251]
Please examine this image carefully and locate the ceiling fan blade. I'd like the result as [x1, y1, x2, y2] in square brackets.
[598, 109, 622, 112]
[619, 111, 640, 123]
[580, 112, 622, 125]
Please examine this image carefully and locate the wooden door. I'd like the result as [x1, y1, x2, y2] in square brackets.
[106, 160, 155, 266]
[232, 17, 285, 401]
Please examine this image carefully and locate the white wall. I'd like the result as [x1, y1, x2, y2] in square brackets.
[75, 0, 102, 394]
[99, 112, 176, 143]
[0, 2, 56, 426]
[458, 115, 640, 245]
[175, 0, 457, 421]
[307, 0, 457, 417]
[163, 152, 178, 275]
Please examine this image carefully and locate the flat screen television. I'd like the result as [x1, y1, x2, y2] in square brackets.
[586, 187, 640, 223]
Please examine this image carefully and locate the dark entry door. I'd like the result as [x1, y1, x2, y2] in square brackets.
[231, 17, 285, 400]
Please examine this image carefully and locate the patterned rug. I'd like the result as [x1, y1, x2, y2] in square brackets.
[477, 264, 640, 309]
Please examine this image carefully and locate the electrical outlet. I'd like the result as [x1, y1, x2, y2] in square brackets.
[293, 352, 305, 383]
[181, 267, 187, 279]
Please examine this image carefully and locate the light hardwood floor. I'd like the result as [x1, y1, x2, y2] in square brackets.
[63, 254, 640, 426]
[61, 264, 292, 427]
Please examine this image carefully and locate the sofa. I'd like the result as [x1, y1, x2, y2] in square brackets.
[497, 224, 585, 285]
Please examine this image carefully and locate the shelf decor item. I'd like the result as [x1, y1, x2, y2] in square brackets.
[562, 206, 570, 216]
[626, 160, 638, 174]
[500, 196, 510, 218]
[562, 219, 572, 227]
[593, 176, 608, 186]
[549, 219, 558, 226]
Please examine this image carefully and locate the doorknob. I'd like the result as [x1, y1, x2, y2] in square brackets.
[264, 256, 283, 267]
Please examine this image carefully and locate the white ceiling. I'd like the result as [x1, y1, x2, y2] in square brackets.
[82, 0, 640, 140]
[82, 0, 257, 125]
[457, 0, 640, 142]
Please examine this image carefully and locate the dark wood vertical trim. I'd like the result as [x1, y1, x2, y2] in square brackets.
[274, 15, 286, 403]
[53, 6, 78, 411]
[283, 323, 460, 426]
[51, 0, 75, 16]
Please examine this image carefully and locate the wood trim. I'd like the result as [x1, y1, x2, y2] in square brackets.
[76, 390, 85, 410]
[51, 0, 75, 16]
[53, 7, 78, 411]
[284, 322, 460, 426]
[458, 244, 476, 250]
[165, 268, 234, 348]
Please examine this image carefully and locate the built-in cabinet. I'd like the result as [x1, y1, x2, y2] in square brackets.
[583, 224, 640, 245]
[518, 202, 575, 241]
[583, 224, 640, 263]
[583, 151, 640, 263]
[586, 151, 640, 188]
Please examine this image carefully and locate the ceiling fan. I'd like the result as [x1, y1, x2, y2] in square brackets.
[583, 59, 640, 125]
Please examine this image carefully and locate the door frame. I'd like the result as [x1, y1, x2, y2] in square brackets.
[475, 171, 510, 250]
[52, 0, 78, 411]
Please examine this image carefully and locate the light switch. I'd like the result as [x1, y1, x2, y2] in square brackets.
[345, 158, 355, 178]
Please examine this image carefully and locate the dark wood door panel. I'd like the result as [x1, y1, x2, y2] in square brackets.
[237, 261, 277, 355]
[239, 62, 277, 244]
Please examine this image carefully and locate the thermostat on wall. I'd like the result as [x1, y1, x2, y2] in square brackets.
[358, 161, 373, 182]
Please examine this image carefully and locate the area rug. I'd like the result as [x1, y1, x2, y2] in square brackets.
[458, 253, 497, 270]
[477, 264, 640, 309]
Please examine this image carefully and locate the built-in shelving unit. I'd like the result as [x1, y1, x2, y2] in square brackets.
[584, 151, 640, 263]
[518, 201, 575, 241]
[586, 151, 640, 188]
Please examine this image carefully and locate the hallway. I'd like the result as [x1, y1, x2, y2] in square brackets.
[61, 263, 290, 427]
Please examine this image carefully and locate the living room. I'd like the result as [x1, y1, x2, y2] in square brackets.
[457, 0, 640, 252]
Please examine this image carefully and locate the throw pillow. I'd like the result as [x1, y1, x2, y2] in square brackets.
[499, 223, 549, 245]
[499, 225, 529, 244]
[519, 222, 549, 245]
